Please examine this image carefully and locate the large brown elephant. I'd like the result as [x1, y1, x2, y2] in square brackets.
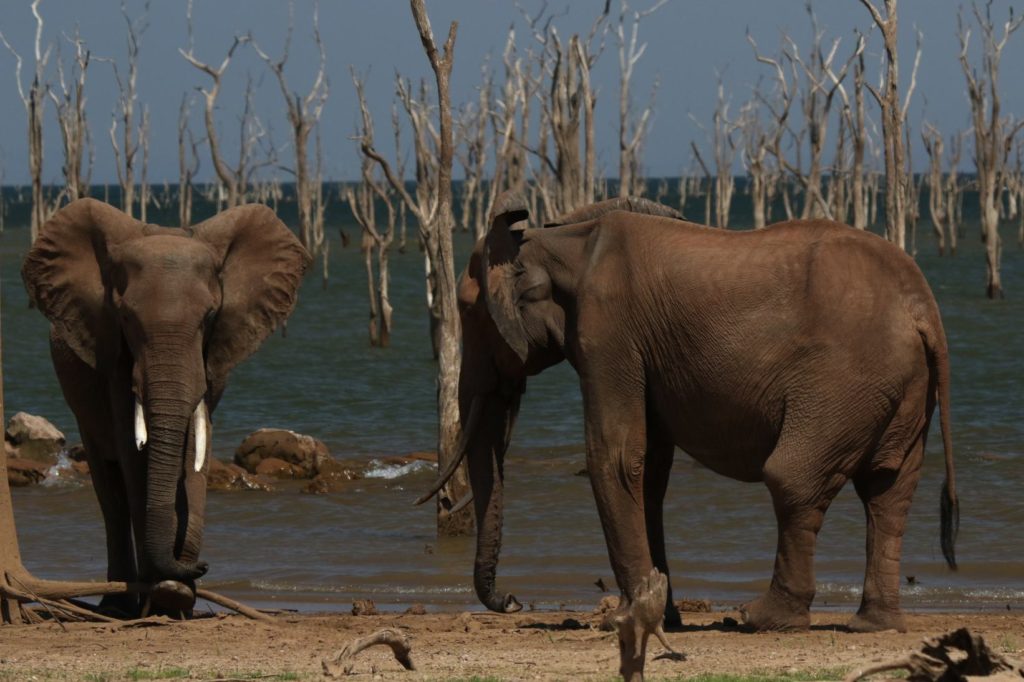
[428, 193, 958, 681]
[22, 198, 310, 615]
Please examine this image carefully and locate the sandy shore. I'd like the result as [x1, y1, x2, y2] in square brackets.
[0, 607, 1021, 681]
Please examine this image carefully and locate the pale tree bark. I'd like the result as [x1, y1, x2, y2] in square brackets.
[832, 34, 870, 229]
[739, 97, 771, 229]
[957, 2, 1023, 298]
[747, 29, 799, 222]
[177, 93, 201, 228]
[179, 0, 253, 208]
[944, 130, 966, 254]
[106, 0, 148, 218]
[252, 0, 329, 265]
[362, 0, 470, 536]
[0, 0, 52, 243]
[348, 68, 396, 348]
[523, 2, 609, 217]
[691, 75, 739, 228]
[615, 0, 665, 197]
[922, 121, 949, 255]
[48, 29, 91, 203]
[859, 0, 921, 251]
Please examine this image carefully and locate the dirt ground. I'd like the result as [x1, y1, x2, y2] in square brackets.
[0, 607, 1021, 681]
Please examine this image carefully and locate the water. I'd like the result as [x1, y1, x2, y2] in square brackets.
[3, 188, 1023, 615]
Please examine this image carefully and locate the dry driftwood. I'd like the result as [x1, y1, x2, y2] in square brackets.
[322, 628, 415, 677]
[844, 628, 1024, 682]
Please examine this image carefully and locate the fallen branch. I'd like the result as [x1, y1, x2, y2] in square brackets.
[322, 628, 415, 677]
[196, 588, 273, 622]
[844, 628, 1024, 682]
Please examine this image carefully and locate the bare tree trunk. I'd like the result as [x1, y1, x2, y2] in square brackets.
[49, 29, 91, 203]
[0, 0, 51, 242]
[958, 2, 1023, 297]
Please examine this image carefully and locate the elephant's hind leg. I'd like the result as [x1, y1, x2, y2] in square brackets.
[849, 423, 927, 633]
[741, 431, 851, 632]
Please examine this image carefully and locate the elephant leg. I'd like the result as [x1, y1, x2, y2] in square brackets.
[582, 376, 661, 681]
[849, 425, 926, 633]
[643, 435, 679, 629]
[741, 433, 849, 632]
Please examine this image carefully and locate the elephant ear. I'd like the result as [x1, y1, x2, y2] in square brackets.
[21, 198, 146, 369]
[191, 204, 311, 396]
[482, 191, 531, 364]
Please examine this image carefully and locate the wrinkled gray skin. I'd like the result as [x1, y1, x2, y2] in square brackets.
[23, 198, 309, 615]
[454, 193, 958, 681]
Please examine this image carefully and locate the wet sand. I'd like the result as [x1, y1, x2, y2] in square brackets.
[1, 608, 1020, 680]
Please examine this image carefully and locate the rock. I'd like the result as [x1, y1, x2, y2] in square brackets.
[234, 428, 330, 479]
[5, 412, 66, 464]
[7, 457, 49, 487]
[301, 458, 363, 494]
[457, 612, 481, 633]
[65, 443, 87, 462]
[403, 604, 427, 616]
[207, 458, 274, 492]
[351, 599, 378, 616]
[254, 456, 305, 479]
[675, 598, 712, 613]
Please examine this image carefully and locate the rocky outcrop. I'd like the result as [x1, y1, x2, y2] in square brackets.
[207, 458, 275, 492]
[5, 412, 66, 464]
[235, 429, 331, 479]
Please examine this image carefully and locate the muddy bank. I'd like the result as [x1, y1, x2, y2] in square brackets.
[0, 609, 1020, 680]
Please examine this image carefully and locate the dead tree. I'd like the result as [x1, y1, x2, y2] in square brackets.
[348, 68, 396, 348]
[48, 29, 91, 203]
[177, 93, 201, 228]
[615, 0, 665, 197]
[0, 0, 52, 242]
[739, 97, 773, 229]
[523, 2, 609, 217]
[689, 141, 713, 226]
[179, 0, 251, 208]
[691, 74, 739, 227]
[922, 121, 950, 255]
[361, 0, 470, 536]
[252, 0, 329, 270]
[456, 62, 490, 237]
[957, 1, 1023, 298]
[859, 0, 922, 251]
[106, 0, 148, 218]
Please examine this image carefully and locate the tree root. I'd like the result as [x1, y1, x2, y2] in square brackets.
[844, 628, 1024, 682]
[1, 569, 270, 624]
[322, 628, 415, 677]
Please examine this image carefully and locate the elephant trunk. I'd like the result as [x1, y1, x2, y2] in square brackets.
[142, 376, 207, 584]
[469, 390, 523, 614]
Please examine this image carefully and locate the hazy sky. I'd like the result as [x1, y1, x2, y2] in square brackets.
[0, 0, 1021, 186]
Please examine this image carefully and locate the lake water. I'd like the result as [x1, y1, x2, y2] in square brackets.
[3, 188, 1022, 615]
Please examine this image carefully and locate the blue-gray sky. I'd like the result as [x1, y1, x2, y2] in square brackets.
[0, 0, 1021, 186]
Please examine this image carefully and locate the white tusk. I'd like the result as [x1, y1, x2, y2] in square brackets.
[193, 402, 208, 473]
[134, 399, 147, 451]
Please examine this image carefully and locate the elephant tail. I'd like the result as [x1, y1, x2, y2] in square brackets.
[921, 323, 958, 571]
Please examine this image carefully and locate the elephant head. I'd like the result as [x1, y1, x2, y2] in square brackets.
[432, 192, 683, 613]
[23, 198, 310, 586]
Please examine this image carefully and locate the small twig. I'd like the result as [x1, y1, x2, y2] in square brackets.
[322, 628, 415, 677]
[196, 588, 272, 622]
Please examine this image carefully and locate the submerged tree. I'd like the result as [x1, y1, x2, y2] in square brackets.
[361, 0, 471, 536]
[958, 1, 1023, 298]
[107, 0, 149, 218]
[49, 28, 92, 204]
[0, 0, 52, 242]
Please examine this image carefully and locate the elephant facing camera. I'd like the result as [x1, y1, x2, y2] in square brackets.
[22, 198, 310, 617]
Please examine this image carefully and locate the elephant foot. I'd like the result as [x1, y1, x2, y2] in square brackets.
[148, 580, 196, 616]
[615, 569, 682, 681]
[98, 593, 140, 619]
[739, 589, 810, 632]
[663, 602, 683, 631]
[848, 606, 906, 633]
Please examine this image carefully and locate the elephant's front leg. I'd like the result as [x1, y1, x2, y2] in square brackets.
[583, 383, 666, 681]
[643, 435, 680, 629]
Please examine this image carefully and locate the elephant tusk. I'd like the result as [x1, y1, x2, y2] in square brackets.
[193, 402, 209, 472]
[413, 396, 483, 506]
[134, 399, 147, 451]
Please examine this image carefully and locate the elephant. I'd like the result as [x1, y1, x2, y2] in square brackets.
[22, 198, 310, 615]
[426, 192, 958, 681]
